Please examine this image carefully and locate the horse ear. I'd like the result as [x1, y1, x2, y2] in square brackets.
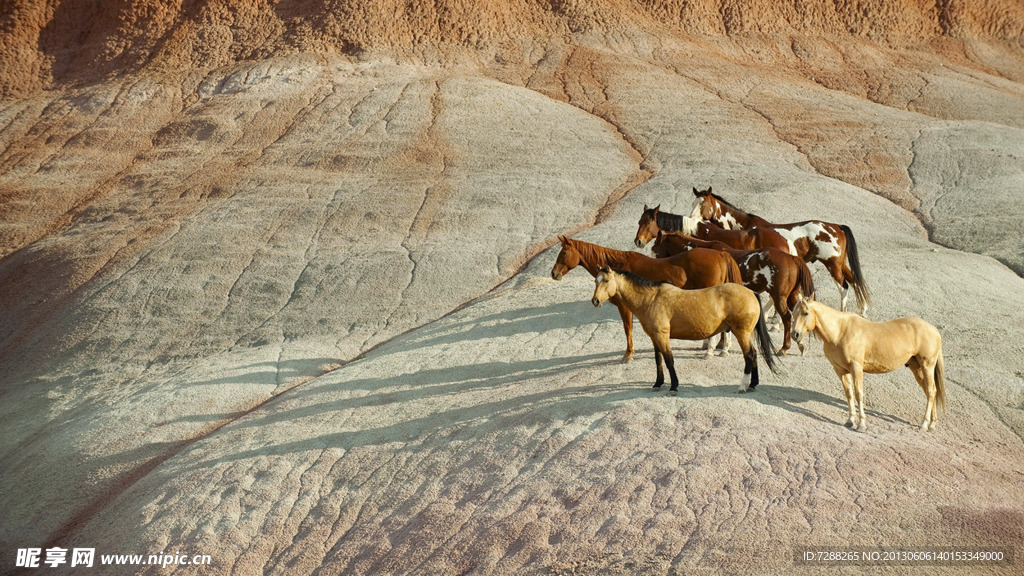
[643, 204, 649, 211]
[653, 204, 660, 214]
[707, 186, 712, 194]
[599, 266, 611, 274]
[692, 187, 699, 196]
[558, 235, 568, 245]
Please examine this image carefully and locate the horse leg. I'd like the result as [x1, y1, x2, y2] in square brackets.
[653, 347, 665, 389]
[715, 331, 733, 356]
[653, 331, 677, 392]
[834, 368, 856, 428]
[785, 290, 805, 356]
[776, 294, 792, 355]
[701, 338, 714, 359]
[852, 364, 867, 432]
[736, 334, 755, 393]
[665, 349, 680, 393]
[909, 356, 937, 431]
[613, 299, 634, 363]
[779, 309, 794, 356]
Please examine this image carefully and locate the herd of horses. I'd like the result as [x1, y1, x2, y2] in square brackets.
[551, 187, 946, 432]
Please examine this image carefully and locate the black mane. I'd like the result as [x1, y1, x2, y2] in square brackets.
[612, 268, 670, 288]
[654, 210, 684, 232]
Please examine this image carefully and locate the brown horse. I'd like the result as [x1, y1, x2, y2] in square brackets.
[550, 235, 742, 362]
[652, 231, 815, 355]
[591, 268, 778, 393]
[791, 295, 945, 432]
[690, 187, 870, 314]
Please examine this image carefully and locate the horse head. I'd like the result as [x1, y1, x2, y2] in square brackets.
[634, 204, 661, 248]
[791, 294, 817, 344]
[551, 235, 580, 280]
[592, 266, 617, 307]
[690, 187, 718, 220]
[693, 186, 747, 230]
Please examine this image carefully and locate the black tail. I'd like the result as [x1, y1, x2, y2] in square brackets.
[841, 225, 870, 309]
[754, 296, 779, 373]
[794, 256, 815, 300]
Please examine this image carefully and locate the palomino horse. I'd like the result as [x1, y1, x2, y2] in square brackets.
[591, 267, 778, 393]
[652, 230, 815, 355]
[791, 295, 945, 432]
[550, 236, 742, 361]
[689, 187, 870, 314]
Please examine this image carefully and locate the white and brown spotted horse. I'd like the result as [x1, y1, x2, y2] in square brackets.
[689, 187, 870, 315]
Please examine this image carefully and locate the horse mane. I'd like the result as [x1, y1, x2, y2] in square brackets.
[612, 268, 669, 288]
[708, 191, 744, 214]
[570, 238, 633, 270]
[655, 210, 685, 232]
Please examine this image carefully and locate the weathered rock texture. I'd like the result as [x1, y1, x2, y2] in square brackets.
[1, 1, 1023, 575]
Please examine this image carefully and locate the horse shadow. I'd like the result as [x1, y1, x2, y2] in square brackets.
[180, 356, 644, 471]
[673, 380, 915, 429]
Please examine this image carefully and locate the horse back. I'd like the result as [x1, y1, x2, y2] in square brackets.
[843, 315, 942, 373]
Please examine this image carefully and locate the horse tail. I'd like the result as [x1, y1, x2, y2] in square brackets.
[840, 224, 871, 309]
[934, 348, 946, 413]
[754, 295, 779, 373]
[725, 253, 743, 285]
[794, 255, 815, 299]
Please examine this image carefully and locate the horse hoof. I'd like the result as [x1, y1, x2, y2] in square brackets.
[857, 424, 867, 433]
[844, 420, 855, 428]
[620, 355, 633, 364]
[716, 350, 729, 357]
[669, 389, 678, 396]
[778, 347, 789, 356]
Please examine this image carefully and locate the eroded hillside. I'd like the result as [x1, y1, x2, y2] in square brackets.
[2, 1, 1023, 574]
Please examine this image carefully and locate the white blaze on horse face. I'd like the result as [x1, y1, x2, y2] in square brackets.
[690, 198, 703, 219]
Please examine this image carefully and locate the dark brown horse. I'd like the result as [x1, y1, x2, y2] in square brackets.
[550, 235, 742, 362]
[690, 187, 870, 314]
[652, 231, 815, 355]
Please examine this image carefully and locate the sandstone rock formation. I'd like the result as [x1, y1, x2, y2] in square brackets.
[2, 1, 1023, 574]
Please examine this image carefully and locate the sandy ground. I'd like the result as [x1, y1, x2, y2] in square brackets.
[1, 12, 1023, 576]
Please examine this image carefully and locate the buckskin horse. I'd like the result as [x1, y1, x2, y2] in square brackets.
[652, 230, 815, 355]
[591, 267, 778, 393]
[551, 235, 742, 361]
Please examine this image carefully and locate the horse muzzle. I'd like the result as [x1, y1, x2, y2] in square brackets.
[634, 238, 645, 248]
[551, 270, 563, 281]
[592, 297, 602, 307]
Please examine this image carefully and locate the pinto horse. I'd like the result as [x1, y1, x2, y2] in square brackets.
[652, 231, 815, 355]
[635, 206, 792, 254]
[550, 235, 742, 362]
[591, 267, 778, 393]
[689, 187, 870, 314]
[791, 295, 945, 432]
